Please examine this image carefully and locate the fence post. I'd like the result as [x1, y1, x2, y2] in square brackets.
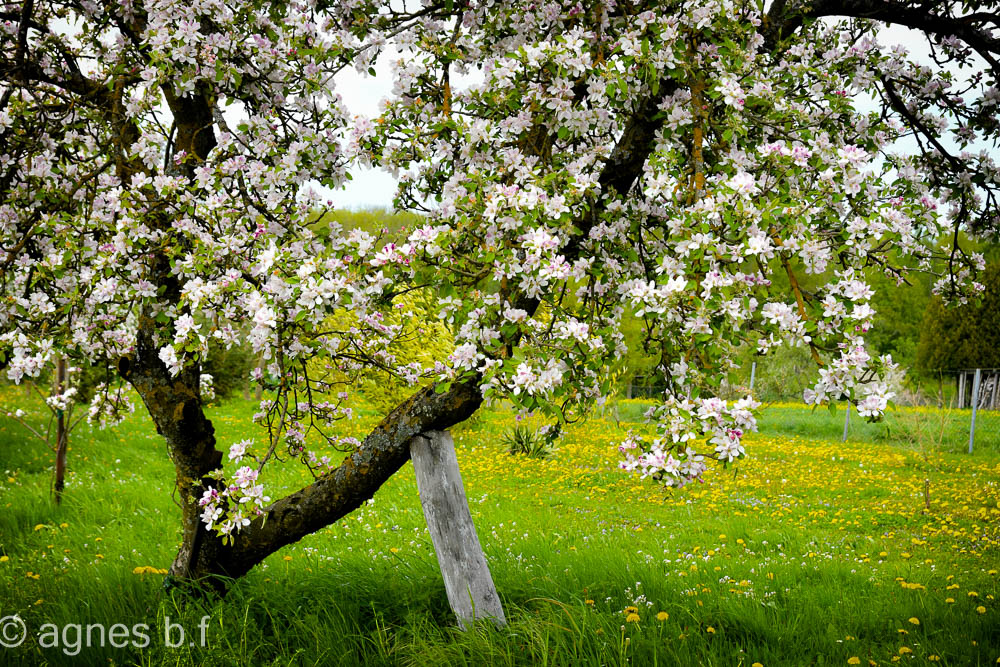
[958, 372, 966, 409]
[968, 368, 981, 454]
[749, 361, 757, 392]
[842, 403, 850, 442]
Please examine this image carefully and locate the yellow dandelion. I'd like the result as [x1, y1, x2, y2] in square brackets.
[585, 599, 594, 606]
[283, 556, 292, 561]
[976, 606, 986, 614]
[656, 611, 669, 621]
[899, 647, 912, 655]
[928, 656, 940, 662]
[389, 547, 399, 553]
[706, 626, 716, 634]
[0, 556, 8, 563]
[33, 524, 45, 531]
[848, 658, 861, 665]
[625, 613, 640, 623]
[752, 663, 763, 667]
[908, 617, 919, 625]
[946, 598, 955, 603]
[624, 606, 638, 614]
[59, 523, 68, 528]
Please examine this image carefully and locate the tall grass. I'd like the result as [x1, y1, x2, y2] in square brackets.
[1, 387, 998, 665]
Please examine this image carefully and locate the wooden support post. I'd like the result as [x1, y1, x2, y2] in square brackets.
[410, 430, 506, 629]
[842, 403, 850, 443]
[969, 369, 981, 454]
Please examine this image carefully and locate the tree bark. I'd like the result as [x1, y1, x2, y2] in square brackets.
[123, 319, 227, 589]
[52, 356, 68, 505]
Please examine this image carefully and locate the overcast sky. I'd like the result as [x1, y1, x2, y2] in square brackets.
[326, 52, 400, 211]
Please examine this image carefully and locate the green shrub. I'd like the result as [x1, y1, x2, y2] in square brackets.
[502, 424, 557, 458]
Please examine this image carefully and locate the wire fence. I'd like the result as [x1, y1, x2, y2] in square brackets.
[625, 366, 1000, 453]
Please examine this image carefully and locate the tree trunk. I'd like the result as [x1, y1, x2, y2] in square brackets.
[254, 360, 263, 401]
[123, 321, 227, 589]
[122, 316, 483, 590]
[53, 357, 68, 505]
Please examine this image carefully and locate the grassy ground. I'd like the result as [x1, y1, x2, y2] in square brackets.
[0, 386, 998, 666]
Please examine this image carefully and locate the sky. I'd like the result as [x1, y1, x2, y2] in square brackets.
[327, 46, 485, 211]
[326, 53, 400, 211]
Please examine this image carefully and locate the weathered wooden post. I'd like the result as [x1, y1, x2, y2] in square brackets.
[842, 402, 850, 442]
[969, 368, 981, 455]
[410, 430, 506, 629]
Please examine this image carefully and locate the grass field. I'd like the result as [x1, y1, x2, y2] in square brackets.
[1, 386, 998, 666]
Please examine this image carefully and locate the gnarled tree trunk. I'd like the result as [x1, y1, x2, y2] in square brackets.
[123, 314, 483, 590]
[124, 320, 227, 588]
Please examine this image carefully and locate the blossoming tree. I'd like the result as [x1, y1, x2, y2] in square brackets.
[1, 0, 997, 587]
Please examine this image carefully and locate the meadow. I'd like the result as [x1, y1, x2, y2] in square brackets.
[0, 386, 998, 666]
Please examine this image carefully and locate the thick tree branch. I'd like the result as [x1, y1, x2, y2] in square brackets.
[222, 377, 483, 577]
[0, 56, 121, 108]
[768, 0, 1000, 74]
